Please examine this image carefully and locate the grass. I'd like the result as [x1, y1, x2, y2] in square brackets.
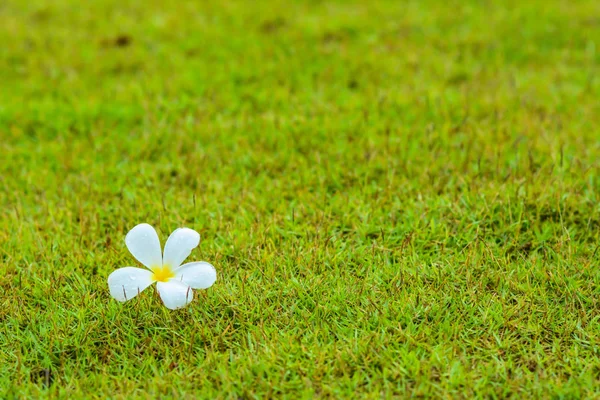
[1, 0, 600, 397]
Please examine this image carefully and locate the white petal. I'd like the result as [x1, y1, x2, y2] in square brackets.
[125, 223, 162, 269]
[156, 280, 194, 310]
[162, 228, 200, 269]
[174, 261, 217, 289]
[107, 267, 154, 302]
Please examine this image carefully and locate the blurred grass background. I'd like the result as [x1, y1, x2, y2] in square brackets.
[1, 0, 600, 397]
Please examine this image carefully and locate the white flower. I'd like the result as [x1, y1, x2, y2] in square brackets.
[107, 223, 217, 310]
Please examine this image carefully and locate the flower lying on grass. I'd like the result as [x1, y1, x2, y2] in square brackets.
[108, 223, 216, 309]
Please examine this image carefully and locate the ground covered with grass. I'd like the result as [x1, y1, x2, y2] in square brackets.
[1, 0, 600, 397]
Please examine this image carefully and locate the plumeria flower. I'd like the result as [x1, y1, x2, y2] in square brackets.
[108, 223, 216, 310]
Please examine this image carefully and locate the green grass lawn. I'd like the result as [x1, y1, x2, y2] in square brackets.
[1, 0, 600, 397]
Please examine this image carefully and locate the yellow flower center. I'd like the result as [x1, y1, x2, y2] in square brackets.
[151, 265, 175, 283]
